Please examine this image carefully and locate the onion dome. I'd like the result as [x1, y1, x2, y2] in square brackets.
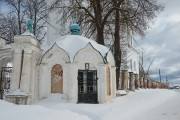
[70, 19, 80, 35]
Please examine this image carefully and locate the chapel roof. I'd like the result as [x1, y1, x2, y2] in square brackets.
[43, 35, 111, 63]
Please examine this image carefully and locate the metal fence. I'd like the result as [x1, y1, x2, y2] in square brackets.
[0, 67, 12, 99]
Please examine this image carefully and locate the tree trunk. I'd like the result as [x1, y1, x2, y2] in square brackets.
[96, 26, 104, 45]
[113, 0, 121, 89]
[33, 1, 37, 36]
[93, 0, 104, 45]
[17, 0, 21, 35]
[33, 11, 37, 36]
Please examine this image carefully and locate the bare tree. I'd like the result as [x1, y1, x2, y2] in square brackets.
[51, 0, 163, 89]
[139, 48, 145, 78]
[0, 12, 19, 43]
[113, 0, 121, 89]
[2, 0, 27, 35]
[51, 0, 125, 45]
[0, 0, 163, 89]
[25, 0, 48, 40]
[0, 0, 49, 42]
[50, 0, 164, 45]
[146, 57, 155, 77]
[109, 0, 163, 89]
[139, 48, 155, 78]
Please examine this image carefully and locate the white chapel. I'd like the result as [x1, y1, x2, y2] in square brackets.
[0, 19, 116, 104]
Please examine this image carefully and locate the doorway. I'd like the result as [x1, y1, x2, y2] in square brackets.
[78, 70, 98, 103]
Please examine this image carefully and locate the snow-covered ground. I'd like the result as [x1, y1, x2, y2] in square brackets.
[0, 89, 180, 120]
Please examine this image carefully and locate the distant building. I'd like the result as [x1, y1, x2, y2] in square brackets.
[120, 23, 139, 91]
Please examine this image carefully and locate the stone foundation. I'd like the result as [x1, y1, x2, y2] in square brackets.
[147, 79, 152, 88]
[134, 74, 139, 89]
[129, 72, 135, 91]
[140, 77, 144, 88]
[5, 95, 28, 105]
[121, 70, 128, 90]
[143, 77, 148, 88]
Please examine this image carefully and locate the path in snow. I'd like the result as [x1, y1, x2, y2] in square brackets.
[35, 89, 180, 120]
[0, 89, 179, 120]
[141, 89, 180, 120]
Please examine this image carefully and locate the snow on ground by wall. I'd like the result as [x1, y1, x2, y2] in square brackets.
[116, 90, 128, 96]
[0, 89, 179, 120]
[5, 89, 29, 96]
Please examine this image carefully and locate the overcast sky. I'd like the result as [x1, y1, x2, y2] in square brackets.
[136, 0, 180, 85]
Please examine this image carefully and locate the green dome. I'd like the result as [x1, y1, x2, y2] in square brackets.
[70, 20, 80, 35]
[70, 24, 80, 31]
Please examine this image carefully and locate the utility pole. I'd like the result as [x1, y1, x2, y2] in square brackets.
[166, 75, 169, 88]
[159, 69, 161, 83]
[166, 75, 168, 83]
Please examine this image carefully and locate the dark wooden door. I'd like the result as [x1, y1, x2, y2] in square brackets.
[78, 70, 98, 103]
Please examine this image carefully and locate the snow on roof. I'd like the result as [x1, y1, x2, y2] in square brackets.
[43, 35, 110, 62]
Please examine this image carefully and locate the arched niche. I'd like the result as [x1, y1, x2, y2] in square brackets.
[51, 64, 63, 94]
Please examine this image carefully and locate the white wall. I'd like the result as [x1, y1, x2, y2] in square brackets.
[39, 41, 116, 103]
[0, 38, 5, 47]
[127, 47, 139, 74]
[39, 44, 70, 100]
[106, 52, 115, 66]
[5, 35, 42, 104]
[74, 44, 116, 103]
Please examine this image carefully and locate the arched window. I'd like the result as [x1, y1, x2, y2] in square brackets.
[51, 64, 63, 93]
